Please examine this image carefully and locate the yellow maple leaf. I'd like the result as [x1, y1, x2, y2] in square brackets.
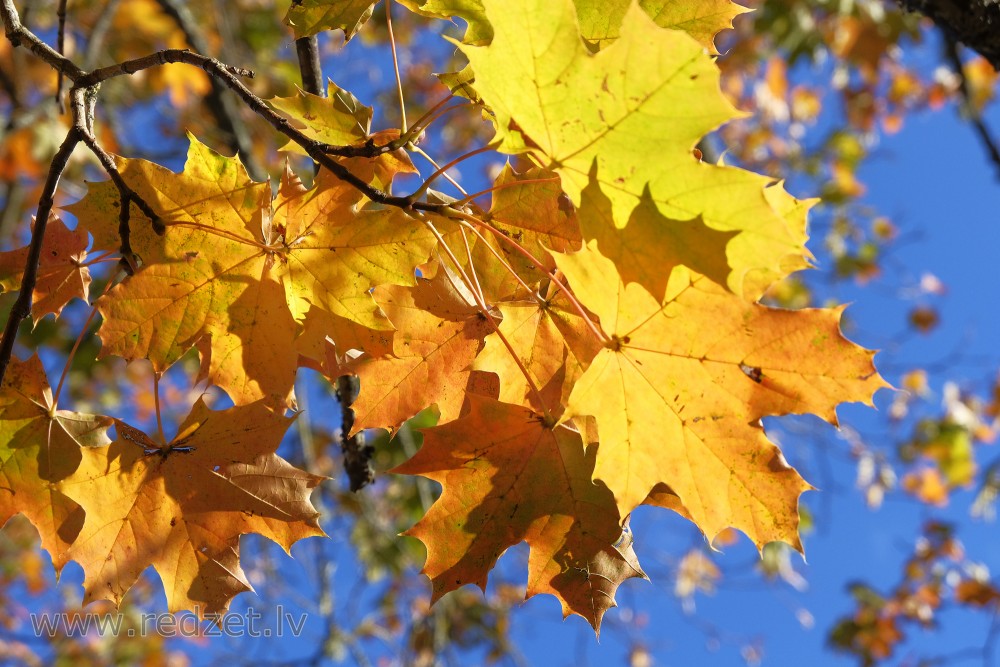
[66, 137, 437, 407]
[575, 0, 751, 53]
[473, 291, 599, 415]
[556, 245, 889, 548]
[283, 0, 377, 40]
[461, 0, 809, 295]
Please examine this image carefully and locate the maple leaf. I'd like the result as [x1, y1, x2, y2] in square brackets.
[473, 291, 599, 415]
[283, 0, 377, 40]
[398, 0, 747, 51]
[393, 396, 647, 632]
[0, 355, 112, 566]
[396, 0, 493, 45]
[66, 137, 437, 407]
[269, 81, 372, 152]
[345, 271, 494, 434]
[0, 216, 91, 321]
[461, 0, 808, 294]
[556, 245, 890, 548]
[575, 0, 751, 53]
[488, 165, 581, 244]
[577, 170, 735, 300]
[448, 164, 581, 304]
[57, 399, 324, 615]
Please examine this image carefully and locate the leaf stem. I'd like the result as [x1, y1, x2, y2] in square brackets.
[400, 95, 461, 143]
[409, 144, 495, 202]
[411, 144, 469, 196]
[418, 215, 553, 420]
[152, 369, 167, 445]
[452, 217, 542, 303]
[458, 226, 484, 305]
[52, 277, 111, 409]
[454, 176, 561, 208]
[446, 209, 610, 345]
[385, 0, 407, 135]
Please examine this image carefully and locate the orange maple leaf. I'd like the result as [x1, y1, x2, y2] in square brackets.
[0, 355, 112, 567]
[393, 396, 647, 632]
[345, 271, 494, 433]
[57, 399, 325, 615]
[66, 137, 437, 408]
[0, 216, 91, 321]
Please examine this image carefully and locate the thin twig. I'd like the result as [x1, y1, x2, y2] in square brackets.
[409, 143, 494, 201]
[0, 127, 81, 386]
[76, 126, 164, 272]
[81, 0, 120, 70]
[0, 0, 83, 79]
[385, 0, 407, 133]
[152, 370, 167, 445]
[54, 0, 67, 110]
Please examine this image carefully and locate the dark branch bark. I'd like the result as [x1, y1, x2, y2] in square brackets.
[55, 0, 67, 108]
[295, 36, 324, 97]
[2, 0, 453, 239]
[335, 375, 374, 492]
[0, 0, 83, 79]
[898, 0, 1000, 70]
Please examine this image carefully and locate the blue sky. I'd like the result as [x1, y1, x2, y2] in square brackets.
[8, 7, 1000, 667]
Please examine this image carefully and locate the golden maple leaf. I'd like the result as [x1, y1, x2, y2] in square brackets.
[58, 399, 325, 615]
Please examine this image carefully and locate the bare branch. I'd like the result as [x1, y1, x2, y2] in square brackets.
[294, 35, 324, 178]
[78, 49, 254, 86]
[295, 36, 324, 97]
[55, 0, 67, 108]
[76, 124, 165, 274]
[0, 0, 83, 79]
[335, 375, 374, 492]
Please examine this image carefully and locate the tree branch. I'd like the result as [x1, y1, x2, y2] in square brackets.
[54, 0, 67, 108]
[295, 36, 324, 97]
[0, 0, 83, 79]
[2, 0, 452, 242]
[0, 127, 81, 386]
[335, 375, 374, 492]
[898, 0, 1000, 70]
